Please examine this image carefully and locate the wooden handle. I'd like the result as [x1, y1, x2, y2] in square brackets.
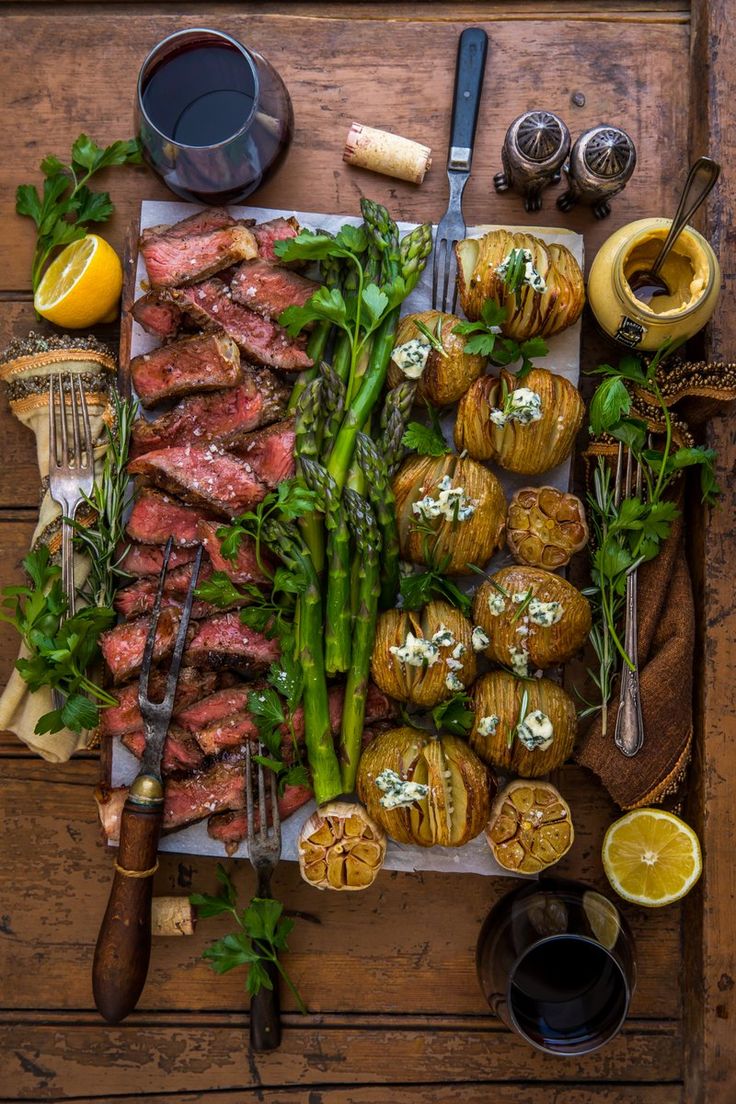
[250, 957, 282, 1052]
[93, 784, 163, 1024]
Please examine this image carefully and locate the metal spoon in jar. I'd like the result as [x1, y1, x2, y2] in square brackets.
[629, 156, 721, 303]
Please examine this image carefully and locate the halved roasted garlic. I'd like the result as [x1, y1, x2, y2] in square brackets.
[357, 725, 494, 847]
[388, 310, 485, 405]
[455, 229, 585, 340]
[371, 600, 476, 709]
[454, 367, 585, 475]
[472, 565, 592, 672]
[469, 669, 577, 777]
[486, 779, 574, 873]
[297, 802, 387, 891]
[507, 486, 589, 569]
[393, 453, 506, 575]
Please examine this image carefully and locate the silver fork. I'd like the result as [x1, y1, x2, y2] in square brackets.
[48, 373, 95, 618]
[431, 27, 488, 312]
[613, 442, 645, 757]
[244, 740, 282, 1053]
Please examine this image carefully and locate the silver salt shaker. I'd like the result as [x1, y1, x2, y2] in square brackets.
[494, 110, 571, 212]
[557, 124, 637, 219]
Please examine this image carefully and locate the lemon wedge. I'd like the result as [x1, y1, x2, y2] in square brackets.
[602, 808, 702, 907]
[34, 234, 122, 328]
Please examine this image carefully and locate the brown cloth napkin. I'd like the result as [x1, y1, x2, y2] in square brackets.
[0, 332, 116, 761]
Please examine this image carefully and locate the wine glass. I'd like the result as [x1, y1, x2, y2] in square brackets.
[135, 27, 294, 204]
[476, 877, 636, 1055]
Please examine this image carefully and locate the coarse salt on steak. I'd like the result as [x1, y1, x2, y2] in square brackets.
[99, 668, 218, 738]
[230, 258, 318, 320]
[184, 611, 280, 672]
[207, 786, 314, 854]
[121, 724, 206, 775]
[248, 216, 301, 264]
[118, 542, 198, 578]
[126, 488, 216, 547]
[226, 417, 296, 488]
[196, 519, 273, 586]
[127, 443, 269, 518]
[130, 332, 241, 408]
[100, 608, 182, 684]
[132, 291, 182, 340]
[140, 207, 258, 288]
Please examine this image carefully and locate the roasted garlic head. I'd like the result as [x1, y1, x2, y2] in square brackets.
[371, 600, 476, 709]
[297, 802, 387, 891]
[393, 453, 506, 575]
[454, 367, 585, 475]
[388, 310, 485, 405]
[472, 565, 592, 672]
[357, 725, 494, 848]
[455, 229, 585, 340]
[486, 780, 574, 873]
[469, 669, 577, 777]
[507, 486, 588, 568]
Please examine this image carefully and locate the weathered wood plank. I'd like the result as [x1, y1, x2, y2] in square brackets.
[0, 1017, 683, 1099]
[0, 12, 689, 292]
[0, 759, 681, 1018]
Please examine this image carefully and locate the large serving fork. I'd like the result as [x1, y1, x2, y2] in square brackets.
[431, 27, 488, 312]
[48, 373, 95, 617]
[613, 443, 645, 757]
[244, 740, 283, 1052]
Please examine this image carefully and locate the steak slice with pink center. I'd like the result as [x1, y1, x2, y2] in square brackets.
[196, 519, 273, 586]
[132, 292, 183, 340]
[169, 279, 312, 372]
[130, 332, 241, 408]
[118, 542, 198, 577]
[207, 786, 314, 854]
[100, 668, 218, 738]
[226, 418, 296, 488]
[113, 562, 224, 621]
[130, 367, 289, 457]
[126, 488, 217, 547]
[140, 208, 258, 288]
[127, 444, 268, 518]
[248, 216, 301, 264]
[184, 611, 280, 673]
[121, 724, 206, 775]
[100, 608, 182, 684]
[175, 684, 254, 735]
[163, 752, 247, 830]
[230, 259, 318, 320]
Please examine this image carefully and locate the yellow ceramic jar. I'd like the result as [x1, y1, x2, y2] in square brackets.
[587, 218, 720, 351]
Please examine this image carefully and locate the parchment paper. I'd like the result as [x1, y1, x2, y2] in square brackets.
[111, 200, 583, 877]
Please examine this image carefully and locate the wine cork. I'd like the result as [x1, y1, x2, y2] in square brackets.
[151, 896, 196, 937]
[343, 122, 432, 185]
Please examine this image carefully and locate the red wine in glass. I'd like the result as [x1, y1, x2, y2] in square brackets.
[136, 28, 293, 204]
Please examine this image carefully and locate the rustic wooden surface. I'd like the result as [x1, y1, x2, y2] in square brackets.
[0, 2, 731, 1102]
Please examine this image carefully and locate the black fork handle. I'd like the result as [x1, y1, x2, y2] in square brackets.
[250, 870, 281, 1053]
[448, 28, 488, 169]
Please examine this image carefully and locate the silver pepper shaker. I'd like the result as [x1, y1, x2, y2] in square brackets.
[557, 125, 637, 218]
[494, 110, 571, 212]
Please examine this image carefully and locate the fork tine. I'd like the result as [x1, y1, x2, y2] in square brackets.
[269, 769, 280, 835]
[58, 374, 69, 465]
[138, 536, 173, 706]
[613, 441, 624, 508]
[431, 237, 443, 311]
[440, 243, 453, 314]
[75, 374, 94, 472]
[244, 741, 255, 848]
[624, 446, 633, 499]
[68, 373, 82, 471]
[256, 742, 268, 840]
[48, 375, 58, 468]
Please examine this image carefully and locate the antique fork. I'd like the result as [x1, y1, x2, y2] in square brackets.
[431, 27, 488, 312]
[613, 442, 645, 757]
[244, 739, 283, 1052]
[48, 373, 95, 617]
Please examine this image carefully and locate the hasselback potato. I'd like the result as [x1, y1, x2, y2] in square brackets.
[371, 601, 476, 708]
[454, 367, 585, 475]
[455, 229, 585, 340]
[393, 453, 506, 575]
[507, 486, 588, 568]
[472, 565, 592, 673]
[357, 726, 495, 847]
[388, 310, 485, 405]
[469, 669, 577, 777]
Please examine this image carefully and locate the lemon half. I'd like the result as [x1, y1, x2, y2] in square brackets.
[34, 234, 122, 328]
[602, 808, 702, 908]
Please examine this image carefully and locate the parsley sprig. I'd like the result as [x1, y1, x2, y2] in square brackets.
[16, 133, 142, 291]
[248, 656, 311, 795]
[453, 299, 548, 379]
[401, 402, 450, 458]
[431, 692, 474, 736]
[191, 865, 306, 1012]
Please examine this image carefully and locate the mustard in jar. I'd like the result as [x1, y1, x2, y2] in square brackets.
[587, 218, 720, 350]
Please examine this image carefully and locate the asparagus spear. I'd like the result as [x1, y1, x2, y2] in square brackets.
[355, 432, 400, 610]
[319, 362, 347, 461]
[295, 378, 326, 573]
[288, 253, 344, 413]
[339, 489, 382, 792]
[378, 381, 417, 475]
[262, 518, 342, 805]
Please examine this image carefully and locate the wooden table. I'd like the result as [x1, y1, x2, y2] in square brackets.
[0, 4, 733, 1102]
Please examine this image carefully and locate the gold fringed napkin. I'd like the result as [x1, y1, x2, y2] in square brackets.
[0, 332, 117, 761]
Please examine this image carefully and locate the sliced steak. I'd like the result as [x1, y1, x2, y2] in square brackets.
[176, 684, 254, 735]
[118, 542, 198, 578]
[100, 668, 218, 738]
[127, 444, 268, 518]
[196, 519, 273, 586]
[130, 332, 241, 408]
[126, 488, 216, 547]
[114, 562, 221, 621]
[169, 280, 312, 372]
[100, 608, 181, 684]
[140, 208, 257, 288]
[230, 259, 318, 320]
[227, 418, 296, 488]
[249, 216, 301, 264]
[130, 367, 289, 457]
[185, 611, 280, 673]
[132, 292, 182, 340]
[207, 786, 313, 854]
[121, 724, 206, 775]
[163, 752, 247, 830]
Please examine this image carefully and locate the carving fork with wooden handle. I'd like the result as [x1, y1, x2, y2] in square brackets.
[93, 539, 203, 1024]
